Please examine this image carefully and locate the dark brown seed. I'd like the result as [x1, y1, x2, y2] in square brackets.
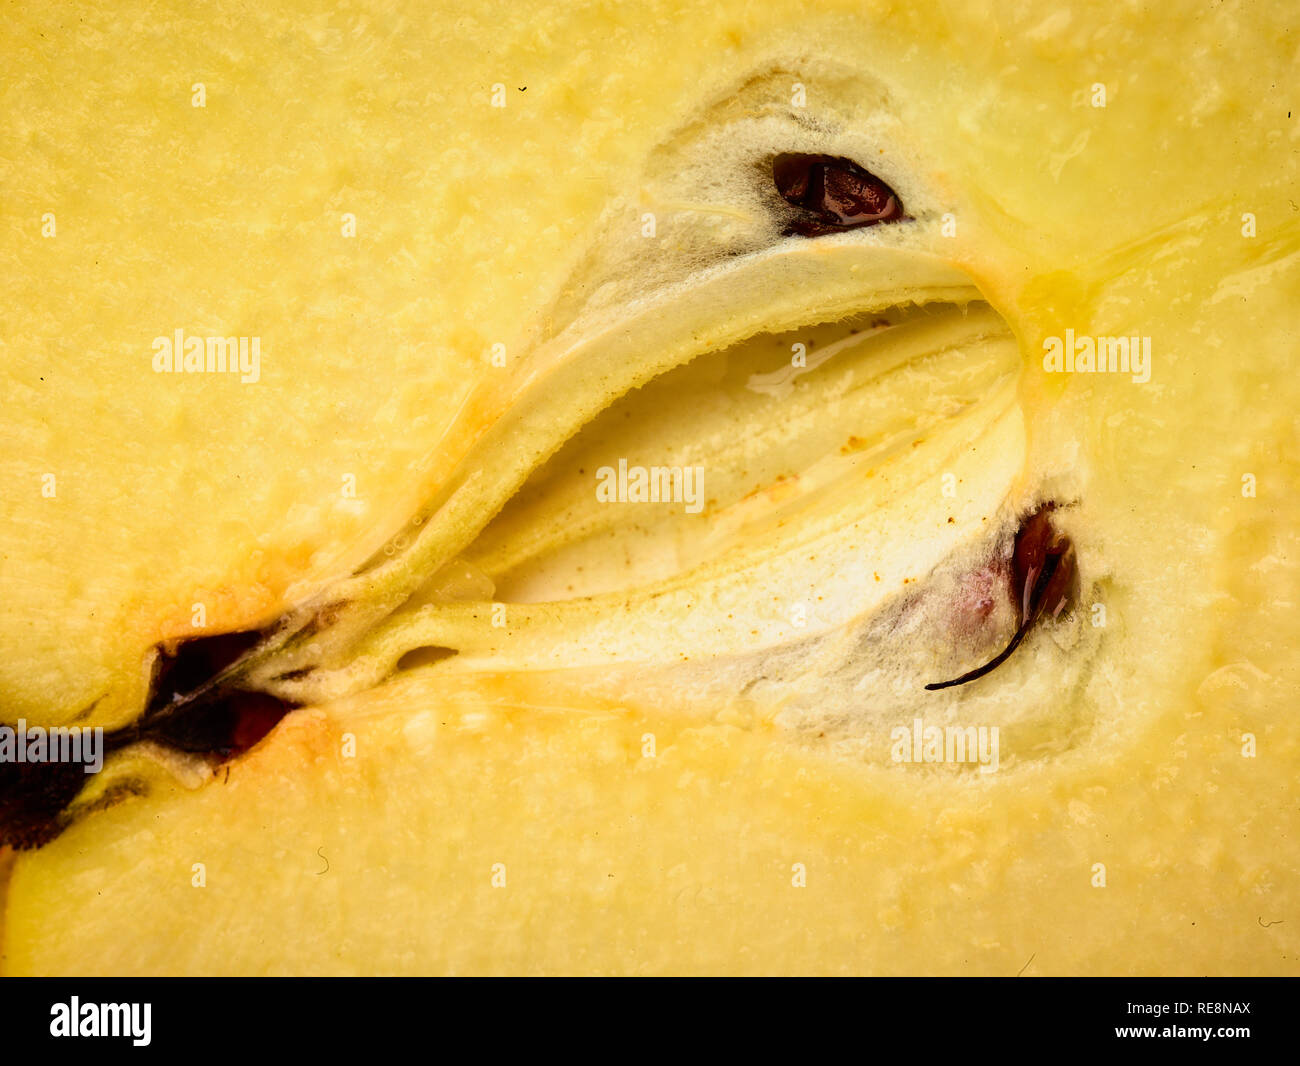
[0, 757, 88, 850]
[137, 628, 298, 758]
[147, 628, 266, 713]
[772, 153, 907, 236]
[925, 506, 1077, 691]
[143, 688, 296, 759]
[0, 629, 298, 850]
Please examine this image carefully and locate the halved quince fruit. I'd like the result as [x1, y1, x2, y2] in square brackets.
[1, 0, 1297, 975]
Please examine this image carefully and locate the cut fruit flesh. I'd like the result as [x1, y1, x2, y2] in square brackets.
[3, 0, 1299, 978]
[3, 659, 1295, 977]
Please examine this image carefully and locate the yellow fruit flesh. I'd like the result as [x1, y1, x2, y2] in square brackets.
[3, 0, 1298, 973]
[4, 661, 1296, 976]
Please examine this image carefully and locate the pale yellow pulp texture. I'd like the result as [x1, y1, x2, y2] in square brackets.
[2, 0, 1298, 973]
